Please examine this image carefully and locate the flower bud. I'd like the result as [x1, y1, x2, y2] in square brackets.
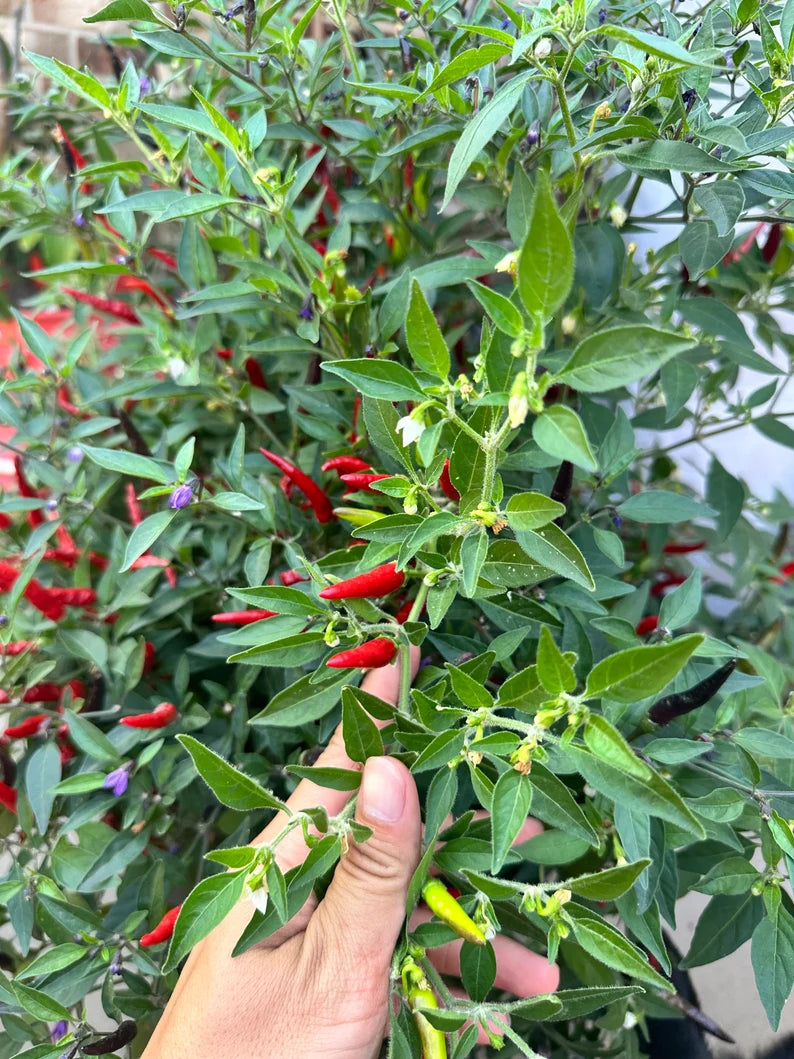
[508, 372, 530, 428]
[534, 37, 552, 59]
[610, 204, 628, 228]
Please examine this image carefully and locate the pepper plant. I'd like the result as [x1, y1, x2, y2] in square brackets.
[3, 0, 794, 1054]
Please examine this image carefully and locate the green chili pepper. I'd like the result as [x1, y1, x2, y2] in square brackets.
[401, 959, 447, 1059]
[421, 878, 486, 946]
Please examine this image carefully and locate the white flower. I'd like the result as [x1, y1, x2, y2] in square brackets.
[610, 204, 628, 229]
[168, 356, 187, 381]
[534, 37, 551, 59]
[249, 887, 269, 915]
[508, 392, 529, 428]
[396, 415, 425, 446]
[494, 250, 519, 276]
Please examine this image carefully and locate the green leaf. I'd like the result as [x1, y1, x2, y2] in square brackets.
[601, 24, 710, 65]
[491, 769, 533, 872]
[25, 742, 61, 834]
[614, 139, 736, 173]
[505, 491, 565, 531]
[537, 626, 576, 693]
[120, 509, 177, 571]
[249, 670, 348, 727]
[682, 892, 763, 968]
[84, 0, 158, 20]
[460, 940, 497, 1002]
[442, 73, 531, 210]
[557, 326, 695, 393]
[568, 906, 673, 990]
[584, 635, 703, 702]
[405, 280, 450, 379]
[227, 631, 326, 667]
[448, 664, 493, 710]
[528, 762, 598, 846]
[461, 529, 489, 598]
[11, 981, 72, 1021]
[286, 765, 362, 790]
[658, 569, 702, 630]
[362, 397, 411, 471]
[322, 358, 425, 402]
[164, 870, 247, 972]
[423, 44, 511, 95]
[64, 711, 122, 765]
[211, 491, 267, 512]
[752, 905, 794, 1030]
[177, 735, 288, 812]
[81, 444, 172, 482]
[532, 406, 597, 472]
[692, 182, 745, 237]
[618, 489, 716, 524]
[680, 221, 734, 280]
[706, 457, 746, 540]
[733, 728, 794, 759]
[687, 787, 747, 822]
[565, 859, 651, 901]
[226, 585, 327, 616]
[514, 522, 595, 591]
[517, 170, 574, 325]
[341, 689, 384, 763]
[693, 856, 760, 895]
[16, 942, 86, 979]
[584, 715, 647, 778]
[466, 281, 523, 338]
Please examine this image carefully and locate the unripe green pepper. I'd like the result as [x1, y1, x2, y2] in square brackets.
[402, 959, 447, 1059]
[421, 878, 487, 945]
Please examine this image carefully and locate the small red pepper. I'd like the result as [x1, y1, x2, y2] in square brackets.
[126, 482, 143, 527]
[0, 513, 11, 530]
[635, 615, 659, 636]
[211, 609, 277, 624]
[772, 560, 794, 584]
[140, 905, 181, 946]
[55, 524, 78, 554]
[216, 348, 234, 361]
[326, 637, 397, 669]
[0, 781, 17, 814]
[24, 580, 66, 621]
[321, 456, 373, 475]
[14, 456, 44, 529]
[259, 448, 335, 524]
[662, 540, 706, 554]
[244, 357, 267, 389]
[61, 288, 141, 325]
[0, 561, 19, 590]
[147, 248, 178, 269]
[56, 385, 82, 417]
[143, 641, 157, 674]
[47, 587, 97, 606]
[350, 395, 361, 443]
[762, 223, 782, 263]
[394, 598, 425, 624]
[319, 562, 405, 600]
[120, 702, 178, 729]
[279, 569, 308, 587]
[439, 460, 461, 502]
[4, 714, 48, 739]
[0, 641, 38, 656]
[114, 276, 172, 312]
[340, 472, 391, 493]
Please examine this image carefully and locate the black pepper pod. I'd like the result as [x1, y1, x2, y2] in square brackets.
[551, 460, 574, 524]
[113, 406, 152, 457]
[648, 659, 737, 727]
[81, 1021, 138, 1055]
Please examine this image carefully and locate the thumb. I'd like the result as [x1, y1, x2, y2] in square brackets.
[313, 755, 421, 971]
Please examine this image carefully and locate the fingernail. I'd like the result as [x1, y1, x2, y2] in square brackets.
[360, 756, 405, 823]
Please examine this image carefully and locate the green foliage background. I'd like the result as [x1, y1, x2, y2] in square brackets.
[2, 0, 794, 1053]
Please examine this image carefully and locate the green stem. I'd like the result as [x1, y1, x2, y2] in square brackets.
[398, 580, 430, 715]
[329, 0, 362, 82]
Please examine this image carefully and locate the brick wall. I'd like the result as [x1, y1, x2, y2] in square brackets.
[0, 0, 113, 70]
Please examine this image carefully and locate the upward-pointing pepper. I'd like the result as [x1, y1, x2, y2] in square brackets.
[319, 562, 405, 600]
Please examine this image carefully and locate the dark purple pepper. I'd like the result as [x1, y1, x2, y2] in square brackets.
[299, 295, 314, 321]
[598, 7, 606, 22]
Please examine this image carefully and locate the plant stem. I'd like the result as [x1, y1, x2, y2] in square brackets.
[329, 0, 362, 82]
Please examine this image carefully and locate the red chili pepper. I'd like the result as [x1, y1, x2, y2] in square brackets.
[340, 473, 391, 493]
[0, 781, 17, 813]
[211, 609, 277, 624]
[52, 123, 92, 191]
[24, 581, 66, 621]
[321, 456, 373, 475]
[56, 385, 82, 417]
[326, 637, 396, 669]
[244, 357, 267, 389]
[4, 714, 48, 738]
[772, 560, 794, 584]
[439, 460, 460, 501]
[350, 394, 361, 443]
[47, 587, 97, 607]
[279, 569, 308, 587]
[650, 574, 687, 597]
[0, 561, 19, 590]
[404, 154, 414, 193]
[126, 482, 142, 527]
[259, 448, 335, 524]
[59, 741, 77, 765]
[216, 348, 234, 361]
[147, 248, 178, 269]
[394, 599, 414, 625]
[319, 562, 405, 600]
[662, 540, 706, 554]
[140, 905, 181, 946]
[14, 456, 44, 529]
[0, 513, 11, 530]
[0, 641, 38, 656]
[762, 223, 782, 263]
[143, 641, 157, 674]
[635, 615, 659, 636]
[120, 702, 178, 729]
[129, 555, 170, 569]
[114, 275, 173, 312]
[61, 288, 141, 325]
[13, 680, 84, 704]
[55, 524, 78, 554]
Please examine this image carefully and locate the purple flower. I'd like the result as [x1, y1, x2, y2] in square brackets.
[110, 952, 123, 976]
[500, 16, 513, 29]
[67, 446, 83, 463]
[299, 295, 314, 321]
[138, 74, 151, 95]
[168, 483, 194, 509]
[612, 515, 623, 529]
[103, 763, 132, 797]
[525, 120, 541, 147]
[0, 616, 7, 627]
[73, 211, 86, 228]
[598, 6, 607, 22]
[50, 1021, 68, 1043]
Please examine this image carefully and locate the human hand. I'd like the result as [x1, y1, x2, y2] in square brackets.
[142, 652, 558, 1059]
